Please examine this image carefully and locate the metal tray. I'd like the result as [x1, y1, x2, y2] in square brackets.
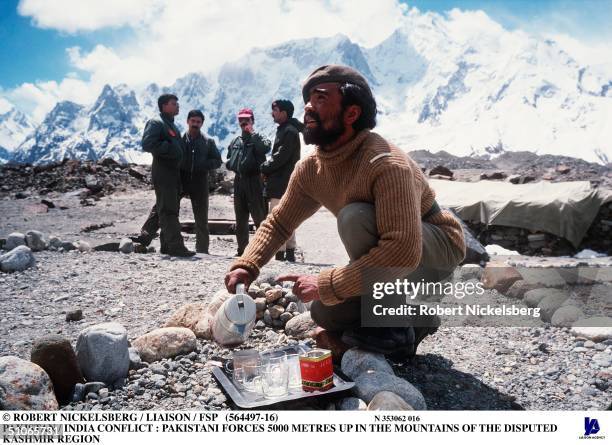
[210, 344, 355, 409]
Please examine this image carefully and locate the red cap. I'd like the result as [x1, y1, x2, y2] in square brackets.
[237, 108, 254, 119]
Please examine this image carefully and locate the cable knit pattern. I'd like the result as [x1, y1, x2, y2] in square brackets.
[230, 129, 466, 305]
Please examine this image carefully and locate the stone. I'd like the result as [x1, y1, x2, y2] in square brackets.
[284, 311, 317, 339]
[592, 353, 612, 368]
[504, 280, 540, 299]
[4, 232, 26, 250]
[94, 242, 120, 252]
[269, 305, 285, 319]
[571, 318, 612, 342]
[85, 175, 103, 193]
[30, 335, 84, 404]
[367, 391, 415, 410]
[524, 288, 566, 308]
[338, 397, 367, 410]
[60, 241, 77, 251]
[132, 327, 197, 363]
[279, 312, 293, 324]
[165, 303, 213, 339]
[0, 245, 35, 272]
[254, 297, 267, 312]
[134, 243, 148, 254]
[84, 382, 107, 394]
[538, 291, 569, 322]
[520, 268, 566, 288]
[0, 356, 58, 410]
[128, 347, 146, 370]
[341, 348, 394, 380]
[247, 285, 265, 300]
[353, 371, 426, 410]
[265, 288, 283, 303]
[119, 238, 134, 254]
[429, 165, 453, 178]
[66, 309, 83, 322]
[71, 383, 85, 402]
[286, 302, 299, 313]
[25, 230, 47, 251]
[76, 322, 130, 385]
[556, 164, 571, 174]
[263, 310, 273, 325]
[75, 241, 92, 253]
[48, 236, 63, 249]
[551, 306, 584, 327]
[481, 264, 522, 293]
[208, 289, 232, 316]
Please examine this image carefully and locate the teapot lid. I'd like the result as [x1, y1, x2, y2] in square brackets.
[224, 293, 256, 325]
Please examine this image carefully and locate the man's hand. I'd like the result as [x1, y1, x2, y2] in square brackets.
[276, 273, 320, 303]
[225, 268, 252, 293]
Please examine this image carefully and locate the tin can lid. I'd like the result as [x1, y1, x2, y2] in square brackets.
[224, 294, 256, 325]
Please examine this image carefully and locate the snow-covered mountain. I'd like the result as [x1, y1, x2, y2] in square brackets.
[5, 10, 612, 165]
[0, 106, 35, 162]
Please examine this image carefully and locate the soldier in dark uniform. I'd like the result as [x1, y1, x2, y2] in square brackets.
[261, 99, 303, 262]
[226, 108, 271, 256]
[140, 94, 194, 257]
[134, 109, 221, 254]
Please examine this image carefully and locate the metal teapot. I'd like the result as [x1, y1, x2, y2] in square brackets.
[212, 283, 256, 347]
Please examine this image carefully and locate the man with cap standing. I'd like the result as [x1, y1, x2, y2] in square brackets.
[141, 93, 194, 257]
[225, 65, 466, 361]
[261, 99, 304, 262]
[133, 109, 221, 255]
[226, 108, 271, 256]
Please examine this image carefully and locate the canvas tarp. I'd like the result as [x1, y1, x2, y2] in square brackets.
[430, 179, 612, 248]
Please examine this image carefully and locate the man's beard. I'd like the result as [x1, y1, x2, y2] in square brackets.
[303, 111, 345, 148]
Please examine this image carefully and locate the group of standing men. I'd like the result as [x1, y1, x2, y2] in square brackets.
[133, 94, 302, 259]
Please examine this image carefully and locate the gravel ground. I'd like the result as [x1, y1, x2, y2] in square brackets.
[1, 189, 611, 411]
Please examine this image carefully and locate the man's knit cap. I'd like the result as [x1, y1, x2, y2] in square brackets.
[301, 64, 372, 103]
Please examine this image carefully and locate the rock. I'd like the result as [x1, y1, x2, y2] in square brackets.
[71, 383, 86, 402]
[128, 166, 147, 180]
[269, 305, 285, 319]
[509, 174, 535, 185]
[128, 347, 146, 370]
[480, 171, 507, 180]
[254, 297, 267, 312]
[481, 264, 522, 293]
[75, 241, 92, 252]
[551, 306, 584, 327]
[85, 175, 103, 193]
[84, 382, 106, 394]
[94, 242, 120, 252]
[0, 245, 35, 272]
[48, 236, 63, 249]
[279, 312, 293, 324]
[41, 199, 55, 208]
[4, 232, 26, 250]
[556, 164, 571, 174]
[286, 302, 299, 313]
[119, 238, 134, 254]
[429, 165, 454, 178]
[66, 309, 83, 322]
[367, 391, 414, 410]
[133, 243, 147, 254]
[353, 371, 426, 409]
[592, 353, 612, 368]
[164, 303, 213, 339]
[520, 268, 566, 288]
[284, 312, 317, 339]
[338, 397, 367, 410]
[30, 335, 84, 405]
[263, 310, 273, 325]
[341, 348, 394, 380]
[504, 280, 540, 299]
[76, 322, 130, 385]
[537, 291, 569, 322]
[524, 288, 565, 308]
[208, 289, 232, 316]
[265, 288, 283, 303]
[132, 327, 197, 363]
[60, 241, 77, 251]
[571, 318, 612, 342]
[0, 356, 58, 410]
[25, 230, 47, 251]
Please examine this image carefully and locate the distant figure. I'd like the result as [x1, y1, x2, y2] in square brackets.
[140, 94, 194, 257]
[225, 108, 271, 256]
[134, 109, 221, 254]
[261, 99, 303, 262]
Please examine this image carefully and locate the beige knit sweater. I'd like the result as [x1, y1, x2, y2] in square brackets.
[230, 129, 466, 306]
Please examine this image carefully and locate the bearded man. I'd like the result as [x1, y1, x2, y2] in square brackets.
[225, 65, 466, 360]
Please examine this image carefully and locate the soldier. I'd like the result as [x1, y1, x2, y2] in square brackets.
[226, 108, 271, 256]
[133, 109, 221, 254]
[261, 99, 303, 262]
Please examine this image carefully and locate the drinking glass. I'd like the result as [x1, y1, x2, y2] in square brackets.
[231, 349, 260, 386]
[242, 363, 263, 394]
[286, 353, 302, 391]
[260, 363, 289, 399]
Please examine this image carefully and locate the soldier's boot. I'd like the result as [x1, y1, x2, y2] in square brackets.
[285, 249, 296, 263]
[275, 250, 285, 261]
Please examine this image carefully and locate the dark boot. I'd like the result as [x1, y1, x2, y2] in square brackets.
[275, 250, 285, 261]
[166, 246, 196, 257]
[285, 248, 296, 262]
[129, 231, 154, 247]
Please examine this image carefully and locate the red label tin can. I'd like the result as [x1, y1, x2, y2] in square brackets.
[299, 349, 334, 392]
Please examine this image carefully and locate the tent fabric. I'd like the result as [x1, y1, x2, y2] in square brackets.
[430, 179, 612, 248]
